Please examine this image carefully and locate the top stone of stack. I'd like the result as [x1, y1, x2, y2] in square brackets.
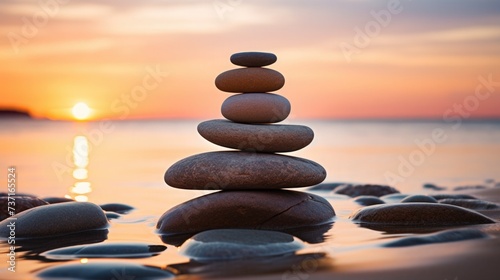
[230, 52, 277, 67]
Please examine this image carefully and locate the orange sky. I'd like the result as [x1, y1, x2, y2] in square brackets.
[1, 0, 499, 120]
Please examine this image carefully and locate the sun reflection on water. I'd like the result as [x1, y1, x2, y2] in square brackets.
[69, 135, 91, 202]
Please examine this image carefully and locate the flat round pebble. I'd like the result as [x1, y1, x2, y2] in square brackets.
[380, 193, 409, 203]
[100, 203, 135, 214]
[401, 195, 438, 203]
[0, 202, 109, 238]
[432, 194, 476, 200]
[336, 184, 400, 198]
[180, 229, 304, 262]
[383, 228, 489, 247]
[0, 196, 48, 221]
[230, 52, 277, 67]
[41, 242, 167, 260]
[221, 93, 291, 123]
[38, 262, 174, 279]
[156, 190, 335, 237]
[353, 196, 385, 206]
[165, 151, 326, 190]
[197, 120, 314, 153]
[350, 203, 495, 226]
[438, 198, 499, 210]
[215, 68, 285, 93]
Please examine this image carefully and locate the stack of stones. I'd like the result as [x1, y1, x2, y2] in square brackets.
[156, 52, 335, 244]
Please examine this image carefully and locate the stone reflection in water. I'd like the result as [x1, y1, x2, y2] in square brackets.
[69, 135, 91, 202]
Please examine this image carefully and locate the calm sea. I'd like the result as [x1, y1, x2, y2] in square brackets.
[0, 118, 499, 278]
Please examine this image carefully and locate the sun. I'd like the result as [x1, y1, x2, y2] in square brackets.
[71, 102, 92, 120]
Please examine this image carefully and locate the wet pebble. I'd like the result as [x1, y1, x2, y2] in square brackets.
[453, 185, 488, 191]
[41, 242, 167, 260]
[105, 211, 121, 220]
[432, 194, 476, 200]
[99, 203, 135, 214]
[0, 196, 48, 221]
[353, 196, 385, 206]
[308, 182, 354, 192]
[43, 197, 75, 204]
[0, 202, 109, 238]
[335, 184, 400, 197]
[380, 193, 409, 203]
[37, 262, 174, 279]
[422, 183, 446, 191]
[401, 195, 438, 203]
[350, 203, 495, 227]
[180, 229, 304, 262]
[438, 199, 499, 210]
[383, 228, 489, 247]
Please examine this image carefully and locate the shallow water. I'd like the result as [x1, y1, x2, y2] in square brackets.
[0, 119, 499, 279]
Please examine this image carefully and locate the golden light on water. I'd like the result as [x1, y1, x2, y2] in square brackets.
[80, 258, 88, 264]
[68, 135, 92, 202]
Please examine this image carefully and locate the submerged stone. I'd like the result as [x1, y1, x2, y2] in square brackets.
[37, 262, 174, 279]
[180, 229, 304, 262]
[41, 242, 167, 260]
[353, 196, 385, 206]
[438, 199, 499, 210]
[99, 203, 135, 214]
[350, 203, 495, 226]
[383, 228, 489, 247]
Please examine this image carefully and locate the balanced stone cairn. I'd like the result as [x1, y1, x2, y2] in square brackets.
[157, 52, 335, 244]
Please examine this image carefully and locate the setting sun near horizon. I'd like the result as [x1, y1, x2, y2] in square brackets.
[71, 102, 92, 121]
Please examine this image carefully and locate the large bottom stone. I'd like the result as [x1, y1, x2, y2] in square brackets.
[0, 202, 109, 239]
[156, 190, 335, 240]
[165, 151, 326, 190]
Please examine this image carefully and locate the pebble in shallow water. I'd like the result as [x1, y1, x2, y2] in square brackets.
[335, 184, 400, 198]
[350, 203, 495, 227]
[438, 198, 499, 210]
[383, 228, 489, 247]
[353, 196, 385, 206]
[401, 195, 438, 203]
[0, 202, 109, 238]
[99, 203, 135, 214]
[41, 242, 166, 260]
[180, 229, 304, 262]
[37, 262, 174, 279]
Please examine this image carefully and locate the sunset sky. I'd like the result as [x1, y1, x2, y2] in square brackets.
[1, 0, 499, 120]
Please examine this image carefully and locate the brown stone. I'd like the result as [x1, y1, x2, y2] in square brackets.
[197, 120, 313, 153]
[164, 151, 326, 190]
[350, 203, 495, 226]
[215, 68, 285, 93]
[156, 190, 335, 236]
[335, 184, 400, 197]
[221, 93, 290, 123]
[230, 52, 277, 67]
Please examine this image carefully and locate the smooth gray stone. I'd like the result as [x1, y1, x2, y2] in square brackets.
[41, 242, 166, 260]
[335, 184, 400, 198]
[156, 190, 335, 236]
[230, 52, 277, 67]
[401, 195, 438, 203]
[37, 262, 174, 279]
[165, 151, 326, 190]
[432, 194, 476, 200]
[99, 203, 135, 214]
[383, 228, 489, 247]
[215, 68, 285, 93]
[197, 120, 314, 153]
[180, 229, 304, 262]
[353, 196, 385, 206]
[221, 93, 291, 123]
[438, 198, 499, 210]
[0, 202, 109, 238]
[350, 203, 495, 226]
